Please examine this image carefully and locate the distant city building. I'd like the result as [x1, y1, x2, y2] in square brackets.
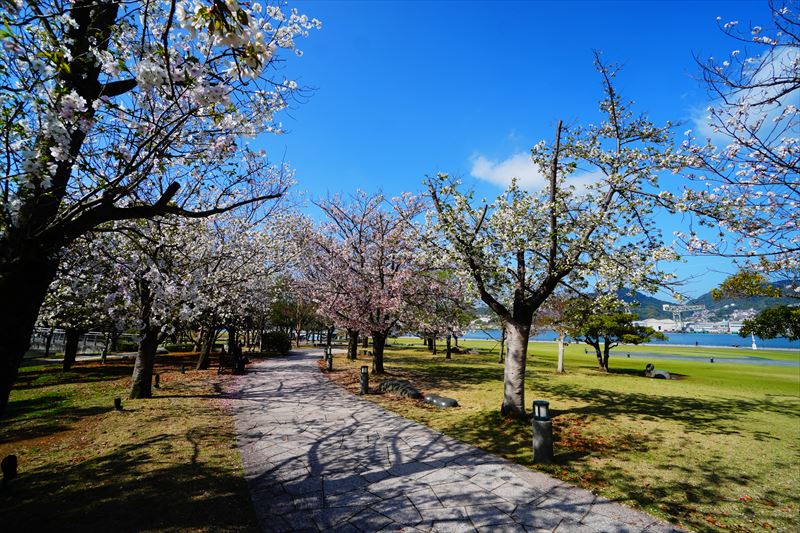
[636, 318, 679, 332]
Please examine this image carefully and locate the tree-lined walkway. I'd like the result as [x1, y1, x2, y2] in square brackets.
[230, 350, 681, 532]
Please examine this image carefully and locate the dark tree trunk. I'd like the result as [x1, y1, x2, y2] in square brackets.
[63, 328, 83, 371]
[347, 329, 359, 360]
[109, 330, 120, 353]
[501, 321, 531, 419]
[602, 342, 611, 371]
[44, 327, 55, 358]
[327, 326, 334, 347]
[445, 334, 452, 360]
[0, 253, 60, 415]
[196, 325, 215, 370]
[362, 335, 369, 348]
[590, 341, 606, 372]
[294, 326, 302, 347]
[130, 325, 159, 399]
[227, 326, 237, 354]
[372, 331, 387, 374]
[454, 335, 459, 348]
[432, 337, 437, 355]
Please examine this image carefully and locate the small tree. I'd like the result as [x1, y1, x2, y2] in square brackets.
[740, 306, 800, 341]
[564, 296, 665, 372]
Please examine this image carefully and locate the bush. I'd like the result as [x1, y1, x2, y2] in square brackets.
[261, 331, 291, 355]
[163, 343, 195, 353]
[115, 340, 138, 352]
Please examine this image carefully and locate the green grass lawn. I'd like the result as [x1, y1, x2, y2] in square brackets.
[0, 353, 258, 532]
[326, 338, 800, 532]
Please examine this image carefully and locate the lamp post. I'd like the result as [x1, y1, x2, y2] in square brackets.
[360, 366, 369, 394]
[532, 400, 553, 464]
[326, 353, 333, 371]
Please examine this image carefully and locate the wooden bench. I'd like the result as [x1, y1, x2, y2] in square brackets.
[218, 353, 237, 374]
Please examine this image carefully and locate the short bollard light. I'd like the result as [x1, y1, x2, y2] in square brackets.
[114, 397, 123, 411]
[326, 353, 333, 371]
[360, 366, 369, 394]
[532, 400, 554, 464]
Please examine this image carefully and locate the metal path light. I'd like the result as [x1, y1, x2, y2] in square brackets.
[360, 366, 369, 394]
[532, 400, 553, 464]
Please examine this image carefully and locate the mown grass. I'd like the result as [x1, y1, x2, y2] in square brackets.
[0, 352, 258, 532]
[324, 338, 800, 532]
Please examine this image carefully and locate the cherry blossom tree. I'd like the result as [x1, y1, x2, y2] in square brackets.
[428, 58, 681, 419]
[0, 0, 318, 413]
[302, 191, 434, 373]
[673, 1, 798, 276]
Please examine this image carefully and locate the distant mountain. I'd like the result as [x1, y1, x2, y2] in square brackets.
[616, 290, 674, 319]
[689, 283, 796, 319]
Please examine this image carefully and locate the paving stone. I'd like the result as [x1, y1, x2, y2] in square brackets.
[231, 351, 682, 533]
[347, 508, 396, 532]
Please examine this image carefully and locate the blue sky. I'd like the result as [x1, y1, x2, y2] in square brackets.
[258, 0, 770, 299]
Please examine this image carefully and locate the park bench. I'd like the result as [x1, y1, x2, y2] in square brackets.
[218, 352, 237, 374]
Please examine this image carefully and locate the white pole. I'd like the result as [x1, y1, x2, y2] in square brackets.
[751, 333, 758, 350]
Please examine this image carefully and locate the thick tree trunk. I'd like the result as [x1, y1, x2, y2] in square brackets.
[602, 345, 611, 371]
[454, 335, 459, 348]
[362, 335, 369, 348]
[62, 328, 82, 371]
[445, 334, 452, 360]
[326, 326, 334, 347]
[130, 325, 159, 399]
[227, 326, 237, 354]
[501, 322, 530, 419]
[372, 331, 387, 374]
[556, 332, 565, 374]
[0, 253, 60, 416]
[195, 325, 215, 370]
[347, 329, 359, 360]
[426, 337, 434, 352]
[294, 325, 302, 347]
[432, 337, 437, 355]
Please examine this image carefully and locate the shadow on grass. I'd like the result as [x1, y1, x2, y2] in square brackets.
[0, 394, 112, 445]
[0, 428, 258, 532]
[536, 381, 800, 435]
[14, 363, 134, 390]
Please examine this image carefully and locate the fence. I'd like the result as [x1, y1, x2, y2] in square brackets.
[30, 328, 140, 355]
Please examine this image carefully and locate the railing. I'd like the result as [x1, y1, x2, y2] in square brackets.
[30, 328, 140, 355]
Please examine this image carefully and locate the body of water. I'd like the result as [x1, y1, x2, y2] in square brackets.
[462, 329, 800, 350]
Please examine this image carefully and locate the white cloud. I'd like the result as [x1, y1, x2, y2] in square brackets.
[470, 152, 546, 189]
[470, 151, 601, 191]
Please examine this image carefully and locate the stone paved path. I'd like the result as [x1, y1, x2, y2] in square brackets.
[231, 350, 682, 532]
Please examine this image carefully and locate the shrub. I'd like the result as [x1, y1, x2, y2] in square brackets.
[261, 331, 291, 355]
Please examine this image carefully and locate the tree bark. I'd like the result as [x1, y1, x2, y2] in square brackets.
[372, 331, 387, 374]
[0, 253, 60, 415]
[326, 326, 334, 347]
[347, 329, 359, 360]
[130, 325, 159, 399]
[498, 326, 506, 363]
[362, 335, 369, 348]
[445, 334, 452, 360]
[602, 344, 611, 372]
[501, 322, 530, 419]
[195, 325, 215, 370]
[62, 328, 82, 371]
[557, 332, 565, 374]
[44, 328, 55, 358]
